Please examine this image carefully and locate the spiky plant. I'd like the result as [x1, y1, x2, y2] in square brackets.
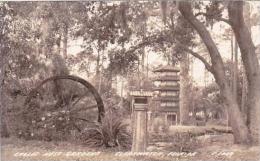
[80, 111, 131, 149]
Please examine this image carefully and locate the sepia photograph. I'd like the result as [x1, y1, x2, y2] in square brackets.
[0, 0, 260, 161]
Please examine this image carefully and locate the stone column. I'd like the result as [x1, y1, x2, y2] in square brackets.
[131, 105, 148, 152]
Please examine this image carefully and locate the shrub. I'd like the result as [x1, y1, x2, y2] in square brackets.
[79, 111, 132, 150]
[171, 132, 201, 152]
[153, 117, 165, 133]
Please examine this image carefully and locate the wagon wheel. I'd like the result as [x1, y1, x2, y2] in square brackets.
[22, 75, 105, 140]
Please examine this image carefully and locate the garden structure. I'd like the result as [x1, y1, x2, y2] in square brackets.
[152, 65, 180, 127]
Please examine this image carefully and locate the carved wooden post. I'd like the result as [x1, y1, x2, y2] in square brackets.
[132, 99, 148, 152]
[130, 91, 152, 152]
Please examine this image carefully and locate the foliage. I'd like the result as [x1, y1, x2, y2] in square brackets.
[80, 109, 131, 149]
[150, 131, 201, 152]
[108, 48, 139, 76]
[192, 83, 225, 122]
[189, 60, 246, 123]
[171, 132, 201, 152]
[0, 2, 13, 58]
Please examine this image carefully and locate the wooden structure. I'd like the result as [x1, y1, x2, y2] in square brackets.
[152, 65, 180, 126]
[129, 90, 152, 152]
[22, 75, 105, 140]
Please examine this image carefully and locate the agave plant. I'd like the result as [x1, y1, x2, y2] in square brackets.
[80, 110, 132, 149]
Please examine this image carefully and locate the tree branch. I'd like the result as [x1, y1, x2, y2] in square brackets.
[195, 12, 231, 25]
[215, 17, 231, 25]
[123, 32, 213, 73]
[124, 34, 165, 54]
[176, 42, 213, 73]
[179, 2, 227, 80]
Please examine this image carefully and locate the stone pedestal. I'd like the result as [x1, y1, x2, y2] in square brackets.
[131, 105, 148, 152]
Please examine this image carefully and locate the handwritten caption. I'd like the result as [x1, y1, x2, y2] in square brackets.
[13, 151, 234, 158]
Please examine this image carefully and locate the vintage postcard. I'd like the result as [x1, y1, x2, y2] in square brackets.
[1, 0, 260, 161]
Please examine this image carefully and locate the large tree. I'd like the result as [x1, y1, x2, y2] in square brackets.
[0, 2, 13, 137]
[228, 1, 260, 144]
[178, 1, 251, 144]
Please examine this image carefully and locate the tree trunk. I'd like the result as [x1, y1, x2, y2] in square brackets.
[62, 24, 68, 59]
[230, 33, 234, 96]
[57, 34, 61, 55]
[179, 1, 250, 144]
[41, 17, 53, 57]
[120, 76, 124, 109]
[0, 45, 9, 138]
[180, 52, 190, 125]
[241, 66, 248, 123]
[96, 49, 100, 76]
[146, 52, 149, 78]
[233, 40, 238, 102]
[140, 11, 146, 89]
[96, 42, 101, 92]
[228, 1, 260, 144]
[140, 49, 145, 88]
[0, 14, 10, 137]
[98, 50, 104, 93]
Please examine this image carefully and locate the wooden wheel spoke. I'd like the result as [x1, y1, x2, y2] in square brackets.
[72, 95, 85, 107]
[72, 123, 82, 132]
[70, 104, 98, 113]
[71, 116, 92, 123]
